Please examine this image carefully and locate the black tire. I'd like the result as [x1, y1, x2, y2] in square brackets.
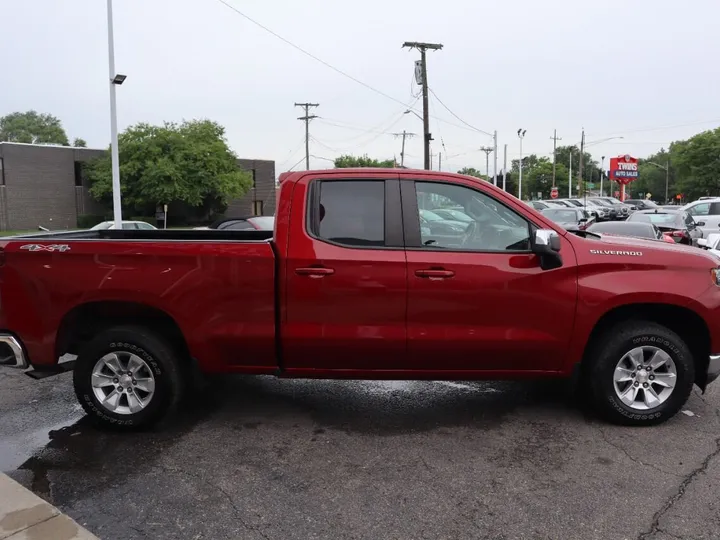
[73, 326, 184, 430]
[586, 321, 694, 426]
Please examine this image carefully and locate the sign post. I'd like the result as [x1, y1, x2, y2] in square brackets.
[609, 154, 638, 201]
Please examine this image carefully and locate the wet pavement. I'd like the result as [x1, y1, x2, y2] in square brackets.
[2, 369, 720, 540]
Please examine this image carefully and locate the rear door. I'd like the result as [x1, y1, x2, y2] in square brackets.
[282, 174, 407, 371]
[402, 177, 577, 372]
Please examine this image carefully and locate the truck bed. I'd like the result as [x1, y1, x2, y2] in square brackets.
[0, 230, 277, 371]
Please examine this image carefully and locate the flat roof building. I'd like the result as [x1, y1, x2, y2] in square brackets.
[0, 142, 275, 231]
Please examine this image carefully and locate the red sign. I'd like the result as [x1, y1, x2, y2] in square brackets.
[609, 154, 639, 185]
[614, 190, 620, 198]
[550, 186, 559, 199]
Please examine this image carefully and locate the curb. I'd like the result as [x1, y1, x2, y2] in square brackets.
[0, 473, 98, 540]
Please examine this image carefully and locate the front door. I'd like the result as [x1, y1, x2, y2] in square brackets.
[402, 178, 577, 373]
[282, 175, 408, 371]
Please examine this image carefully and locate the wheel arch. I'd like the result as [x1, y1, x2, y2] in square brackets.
[580, 302, 710, 389]
[56, 300, 192, 368]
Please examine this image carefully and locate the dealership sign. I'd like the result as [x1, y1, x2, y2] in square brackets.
[609, 155, 639, 185]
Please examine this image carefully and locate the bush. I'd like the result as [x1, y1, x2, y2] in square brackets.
[77, 214, 105, 229]
[130, 216, 157, 227]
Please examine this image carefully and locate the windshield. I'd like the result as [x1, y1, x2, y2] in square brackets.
[248, 216, 275, 230]
[591, 199, 614, 207]
[564, 200, 583, 207]
[433, 209, 474, 222]
[90, 222, 112, 230]
[542, 209, 578, 222]
[605, 198, 624, 204]
[419, 209, 444, 222]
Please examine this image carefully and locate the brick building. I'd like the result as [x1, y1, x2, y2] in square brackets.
[0, 142, 276, 231]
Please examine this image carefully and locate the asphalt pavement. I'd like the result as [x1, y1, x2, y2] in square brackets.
[1, 368, 720, 540]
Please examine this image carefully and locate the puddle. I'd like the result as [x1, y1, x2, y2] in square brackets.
[0, 410, 83, 471]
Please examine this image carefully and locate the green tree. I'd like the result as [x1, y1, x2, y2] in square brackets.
[334, 154, 396, 168]
[73, 137, 87, 148]
[457, 167, 486, 180]
[0, 111, 70, 145]
[671, 128, 720, 201]
[86, 120, 252, 218]
[633, 149, 672, 202]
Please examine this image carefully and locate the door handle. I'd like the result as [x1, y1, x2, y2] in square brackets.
[295, 267, 335, 278]
[415, 269, 455, 279]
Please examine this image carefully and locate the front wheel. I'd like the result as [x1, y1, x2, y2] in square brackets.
[73, 326, 184, 430]
[587, 321, 694, 426]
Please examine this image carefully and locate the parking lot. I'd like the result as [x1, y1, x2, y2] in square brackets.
[1, 370, 719, 540]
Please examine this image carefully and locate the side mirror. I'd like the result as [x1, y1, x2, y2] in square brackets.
[579, 217, 588, 222]
[698, 238, 708, 248]
[531, 229, 562, 270]
[707, 233, 720, 250]
[696, 221, 706, 227]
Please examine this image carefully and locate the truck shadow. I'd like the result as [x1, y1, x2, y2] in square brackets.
[12, 376, 584, 507]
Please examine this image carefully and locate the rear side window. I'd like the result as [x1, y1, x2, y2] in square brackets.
[314, 181, 385, 247]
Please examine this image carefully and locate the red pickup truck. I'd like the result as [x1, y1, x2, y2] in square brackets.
[1, 169, 719, 429]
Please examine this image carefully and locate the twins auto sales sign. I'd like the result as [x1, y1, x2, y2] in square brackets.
[609, 155, 639, 185]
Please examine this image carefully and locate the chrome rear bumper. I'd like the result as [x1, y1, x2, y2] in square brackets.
[707, 354, 720, 385]
[0, 334, 28, 369]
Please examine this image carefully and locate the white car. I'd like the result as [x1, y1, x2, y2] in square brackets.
[90, 220, 157, 230]
[682, 198, 720, 237]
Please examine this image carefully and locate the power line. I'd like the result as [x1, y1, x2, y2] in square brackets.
[213, 0, 483, 138]
[288, 155, 307, 171]
[428, 88, 493, 137]
[214, 0, 417, 111]
[592, 118, 720, 139]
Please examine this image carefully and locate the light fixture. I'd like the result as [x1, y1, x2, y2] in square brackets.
[111, 74, 127, 85]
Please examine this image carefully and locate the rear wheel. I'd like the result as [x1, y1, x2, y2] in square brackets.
[587, 321, 694, 426]
[73, 326, 184, 430]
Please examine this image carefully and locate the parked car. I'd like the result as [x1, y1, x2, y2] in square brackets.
[627, 209, 704, 246]
[624, 199, 659, 211]
[195, 216, 275, 231]
[3, 168, 720, 430]
[682, 198, 720, 237]
[432, 208, 474, 222]
[569, 199, 612, 221]
[598, 196, 638, 213]
[544, 199, 575, 208]
[589, 198, 627, 220]
[90, 220, 157, 230]
[540, 208, 595, 230]
[525, 201, 557, 211]
[698, 233, 720, 257]
[587, 221, 675, 243]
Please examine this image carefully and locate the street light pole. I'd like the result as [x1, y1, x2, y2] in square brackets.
[600, 156, 605, 197]
[106, 0, 123, 229]
[647, 160, 671, 203]
[517, 129, 526, 199]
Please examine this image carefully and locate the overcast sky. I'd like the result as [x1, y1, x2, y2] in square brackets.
[2, 0, 718, 175]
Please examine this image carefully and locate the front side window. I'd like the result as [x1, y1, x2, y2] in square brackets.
[315, 180, 385, 247]
[414, 182, 531, 251]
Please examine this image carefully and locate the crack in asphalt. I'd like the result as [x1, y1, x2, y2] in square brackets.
[637, 436, 720, 540]
[596, 426, 682, 478]
[155, 465, 271, 540]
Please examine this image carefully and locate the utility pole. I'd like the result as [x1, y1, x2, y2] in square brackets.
[438, 152, 442, 171]
[577, 128, 585, 197]
[493, 131, 498, 186]
[550, 129, 562, 186]
[600, 156, 605, 196]
[568, 149, 573, 198]
[480, 146, 494, 182]
[502, 144, 508, 191]
[295, 102, 319, 170]
[392, 130, 416, 167]
[517, 129, 526, 199]
[106, 0, 123, 228]
[402, 41, 443, 170]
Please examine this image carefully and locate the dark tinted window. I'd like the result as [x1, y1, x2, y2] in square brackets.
[317, 181, 385, 246]
[587, 221, 655, 238]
